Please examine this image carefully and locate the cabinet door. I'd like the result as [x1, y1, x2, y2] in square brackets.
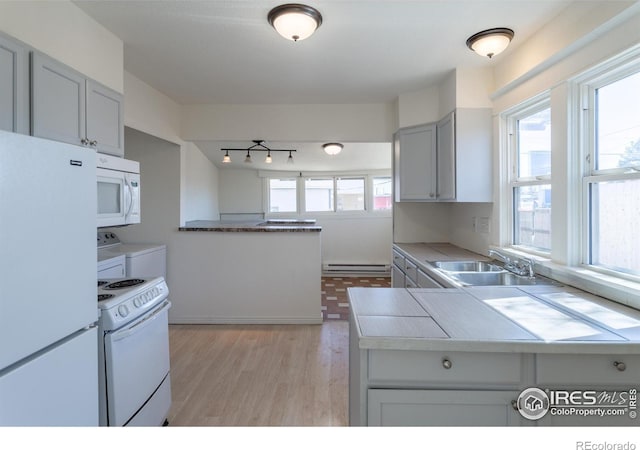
[368, 389, 523, 426]
[437, 111, 455, 200]
[394, 123, 437, 201]
[391, 265, 405, 288]
[86, 80, 124, 157]
[0, 34, 28, 134]
[31, 52, 86, 146]
[417, 269, 441, 288]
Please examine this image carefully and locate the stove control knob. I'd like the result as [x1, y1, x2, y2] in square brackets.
[118, 304, 129, 317]
[134, 297, 142, 308]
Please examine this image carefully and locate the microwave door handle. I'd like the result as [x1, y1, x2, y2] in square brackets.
[124, 180, 133, 216]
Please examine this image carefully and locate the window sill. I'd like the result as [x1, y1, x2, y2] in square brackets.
[490, 246, 640, 311]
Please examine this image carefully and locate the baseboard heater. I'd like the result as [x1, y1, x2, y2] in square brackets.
[322, 263, 390, 274]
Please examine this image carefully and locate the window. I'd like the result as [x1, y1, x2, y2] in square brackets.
[336, 177, 365, 211]
[305, 178, 334, 212]
[583, 68, 640, 276]
[507, 101, 552, 252]
[266, 173, 391, 215]
[268, 178, 297, 212]
[372, 176, 392, 211]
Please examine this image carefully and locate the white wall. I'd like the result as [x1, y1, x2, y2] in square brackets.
[397, 86, 440, 128]
[493, 1, 639, 95]
[0, 1, 123, 92]
[218, 169, 264, 215]
[183, 142, 219, 222]
[181, 103, 396, 142]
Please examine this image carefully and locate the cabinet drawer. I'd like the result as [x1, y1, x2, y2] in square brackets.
[369, 350, 523, 386]
[392, 250, 405, 270]
[367, 389, 523, 426]
[404, 259, 418, 282]
[536, 354, 640, 386]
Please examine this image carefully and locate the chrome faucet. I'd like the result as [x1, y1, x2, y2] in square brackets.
[488, 250, 511, 265]
[488, 250, 535, 278]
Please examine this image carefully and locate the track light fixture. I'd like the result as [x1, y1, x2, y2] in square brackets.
[220, 140, 296, 164]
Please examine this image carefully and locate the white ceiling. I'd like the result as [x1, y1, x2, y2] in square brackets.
[74, 0, 574, 171]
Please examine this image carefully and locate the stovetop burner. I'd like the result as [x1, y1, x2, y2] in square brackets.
[98, 280, 108, 287]
[103, 279, 146, 290]
[98, 294, 114, 301]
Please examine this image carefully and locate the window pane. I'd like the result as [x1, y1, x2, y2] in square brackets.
[373, 177, 392, 211]
[517, 108, 551, 178]
[336, 178, 365, 211]
[514, 185, 551, 251]
[269, 178, 297, 213]
[596, 71, 640, 170]
[590, 178, 640, 275]
[305, 178, 334, 212]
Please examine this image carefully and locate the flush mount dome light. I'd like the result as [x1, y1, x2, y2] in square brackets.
[323, 142, 343, 155]
[268, 3, 323, 41]
[466, 27, 514, 59]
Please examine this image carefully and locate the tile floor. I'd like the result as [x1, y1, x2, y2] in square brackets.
[321, 276, 391, 321]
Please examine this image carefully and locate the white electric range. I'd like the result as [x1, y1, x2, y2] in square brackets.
[97, 275, 172, 426]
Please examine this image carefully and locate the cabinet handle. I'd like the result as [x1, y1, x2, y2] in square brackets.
[442, 358, 452, 369]
[89, 140, 98, 147]
[429, 193, 435, 198]
[80, 138, 90, 146]
[614, 361, 626, 372]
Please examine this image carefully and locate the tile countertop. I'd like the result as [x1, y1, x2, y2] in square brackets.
[179, 219, 322, 232]
[348, 286, 640, 354]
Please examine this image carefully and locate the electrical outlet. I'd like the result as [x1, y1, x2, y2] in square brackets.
[477, 217, 491, 234]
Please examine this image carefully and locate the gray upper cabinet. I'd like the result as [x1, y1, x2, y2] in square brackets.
[394, 108, 492, 203]
[0, 34, 29, 134]
[436, 111, 456, 201]
[31, 52, 124, 157]
[394, 123, 437, 201]
[86, 80, 124, 157]
[439, 108, 493, 202]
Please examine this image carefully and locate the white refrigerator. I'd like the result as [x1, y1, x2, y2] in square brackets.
[0, 131, 98, 426]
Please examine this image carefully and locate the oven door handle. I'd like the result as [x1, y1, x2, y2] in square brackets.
[110, 300, 171, 342]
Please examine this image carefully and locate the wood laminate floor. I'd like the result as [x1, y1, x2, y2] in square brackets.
[167, 277, 389, 426]
[167, 321, 349, 426]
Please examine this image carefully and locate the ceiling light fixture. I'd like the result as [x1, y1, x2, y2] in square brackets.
[466, 27, 514, 59]
[323, 142, 343, 156]
[220, 140, 297, 165]
[267, 3, 323, 42]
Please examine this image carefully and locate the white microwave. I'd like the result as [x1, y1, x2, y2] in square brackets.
[96, 153, 140, 228]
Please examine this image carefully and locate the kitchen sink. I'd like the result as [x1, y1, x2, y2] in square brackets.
[447, 271, 555, 287]
[432, 261, 503, 272]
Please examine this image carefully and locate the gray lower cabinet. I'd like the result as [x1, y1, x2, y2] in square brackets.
[535, 353, 640, 427]
[0, 33, 29, 134]
[368, 389, 523, 426]
[31, 52, 124, 156]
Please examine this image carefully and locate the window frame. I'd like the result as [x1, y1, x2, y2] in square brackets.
[263, 171, 392, 217]
[579, 59, 640, 281]
[504, 95, 552, 255]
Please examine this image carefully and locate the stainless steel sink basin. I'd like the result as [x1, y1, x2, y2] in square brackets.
[432, 261, 503, 272]
[449, 271, 555, 286]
